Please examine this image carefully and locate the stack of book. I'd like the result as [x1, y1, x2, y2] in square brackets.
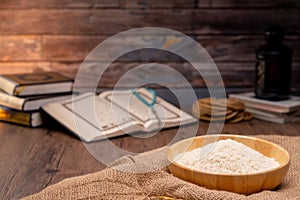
[0, 72, 196, 141]
[0, 72, 73, 127]
[229, 92, 300, 124]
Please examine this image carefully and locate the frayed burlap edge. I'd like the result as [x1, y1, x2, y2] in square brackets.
[23, 135, 300, 200]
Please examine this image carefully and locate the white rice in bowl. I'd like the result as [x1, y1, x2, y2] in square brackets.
[175, 139, 280, 174]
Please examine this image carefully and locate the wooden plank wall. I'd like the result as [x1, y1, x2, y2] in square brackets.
[0, 0, 299, 91]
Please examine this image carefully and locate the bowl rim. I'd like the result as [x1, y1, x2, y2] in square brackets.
[167, 134, 290, 177]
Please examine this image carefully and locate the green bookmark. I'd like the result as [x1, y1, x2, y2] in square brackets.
[131, 87, 157, 108]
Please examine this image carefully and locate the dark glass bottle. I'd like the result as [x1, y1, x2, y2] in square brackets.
[255, 26, 293, 101]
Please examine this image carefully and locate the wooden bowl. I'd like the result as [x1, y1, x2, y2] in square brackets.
[167, 134, 290, 195]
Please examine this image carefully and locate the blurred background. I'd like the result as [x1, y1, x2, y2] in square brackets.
[0, 0, 299, 93]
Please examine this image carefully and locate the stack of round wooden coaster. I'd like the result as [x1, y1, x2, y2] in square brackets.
[192, 97, 253, 123]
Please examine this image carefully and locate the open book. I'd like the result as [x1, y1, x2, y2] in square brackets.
[42, 88, 197, 142]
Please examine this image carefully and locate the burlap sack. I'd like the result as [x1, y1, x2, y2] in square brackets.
[23, 135, 300, 200]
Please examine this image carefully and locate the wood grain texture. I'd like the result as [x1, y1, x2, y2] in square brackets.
[0, 116, 299, 198]
[1, 0, 299, 9]
[0, 61, 299, 89]
[0, 0, 121, 8]
[0, 0, 298, 91]
[0, 35, 298, 63]
[84, 61, 256, 88]
[41, 35, 300, 62]
[0, 9, 298, 35]
[192, 9, 299, 35]
[124, 0, 300, 8]
[0, 35, 42, 61]
[0, 122, 105, 199]
[0, 62, 53, 74]
[198, 0, 300, 8]
[122, 0, 195, 8]
[0, 9, 191, 35]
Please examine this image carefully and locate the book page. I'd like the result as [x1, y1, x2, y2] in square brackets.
[64, 93, 142, 134]
[100, 88, 196, 131]
[43, 91, 196, 142]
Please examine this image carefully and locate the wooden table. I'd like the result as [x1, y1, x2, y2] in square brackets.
[0, 114, 299, 199]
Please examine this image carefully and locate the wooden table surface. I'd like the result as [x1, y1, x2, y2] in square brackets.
[0, 118, 299, 199]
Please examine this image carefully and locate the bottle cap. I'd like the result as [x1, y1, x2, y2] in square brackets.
[265, 26, 285, 43]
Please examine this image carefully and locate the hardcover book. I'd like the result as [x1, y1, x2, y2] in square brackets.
[0, 72, 73, 96]
[229, 92, 300, 123]
[0, 91, 72, 111]
[0, 105, 43, 127]
[229, 92, 300, 113]
[42, 88, 197, 142]
[246, 107, 300, 124]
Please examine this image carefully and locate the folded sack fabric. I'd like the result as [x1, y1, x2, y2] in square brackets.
[23, 135, 299, 200]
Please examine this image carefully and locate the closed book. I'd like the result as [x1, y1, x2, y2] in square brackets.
[0, 91, 72, 111]
[245, 107, 300, 124]
[0, 72, 73, 96]
[0, 105, 43, 127]
[229, 92, 300, 123]
[229, 92, 300, 113]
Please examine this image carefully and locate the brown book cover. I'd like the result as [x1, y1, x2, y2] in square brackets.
[0, 72, 73, 96]
[0, 105, 43, 127]
[5, 72, 72, 85]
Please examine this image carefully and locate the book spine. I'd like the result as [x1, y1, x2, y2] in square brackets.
[229, 94, 289, 113]
[244, 102, 288, 113]
[0, 76, 18, 95]
[251, 113, 285, 124]
[0, 92, 24, 110]
[13, 85, 26, 96]
[0, 106, 32, 126]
